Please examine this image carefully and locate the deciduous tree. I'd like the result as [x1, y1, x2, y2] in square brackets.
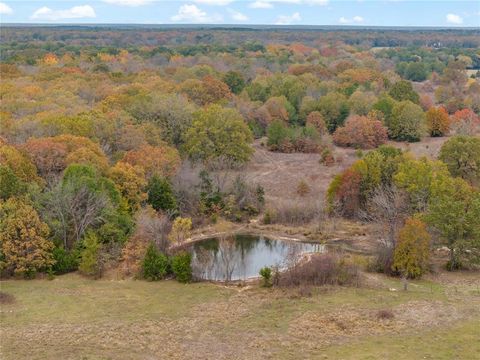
[439, 136, 480, 186]
[393, 217, 431, 279]
[0, 198, 54, 277]
[183, 105, 253, 166]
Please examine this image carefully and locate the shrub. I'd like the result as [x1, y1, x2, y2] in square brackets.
[79, 232, 102, 278]
[319, 148, 335, 166]
[259, 266, 272, 287]
[377, 309, 395, 320]
[278, 253, 360, 287]
[52, 247, 79, 275]
[426, 107, 450, 137]
[333, 115, 388, 149]
[262, 209, 274, 224]
[171, 251, 192, 283]
[0, 291, 15, 305]
[392, 218, 431, 279]
[267, 199, 324, 226]
[296, 179, 311, 197]
[266, 121, 324, 153]
[142, 244, 169, 281]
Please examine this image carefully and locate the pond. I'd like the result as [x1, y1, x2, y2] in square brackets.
[188, 234, 324, 281]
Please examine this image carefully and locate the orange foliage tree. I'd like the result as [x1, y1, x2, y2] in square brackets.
[426, 107, 450, 137]
[120, 144, 180, 179]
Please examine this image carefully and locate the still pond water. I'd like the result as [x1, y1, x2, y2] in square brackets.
[188, 234, 324, 281]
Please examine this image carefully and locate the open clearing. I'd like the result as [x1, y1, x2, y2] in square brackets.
[241, 138, 448, 207]
[1, 272, 479, 359]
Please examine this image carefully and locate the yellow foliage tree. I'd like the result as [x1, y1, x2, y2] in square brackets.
[109, 162, 147, 212]
[0, 198, 55, 277]
[392, 217, 431, 279]
[169, 217, 192, 244]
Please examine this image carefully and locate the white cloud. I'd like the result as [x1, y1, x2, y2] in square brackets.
[305, 0, 329, 4]
[0, 2, 13, 15]
[193, 0, 233, 5]
[339, 15, 364, 24]
[275, 12, 301, 25]
[249, 1, 273, 9]
[228, 9, 248, 21]
[171, 4, 222, 23]
[102, 0, 152, 6]
[446, 13, 463, 24]
[31, 5, 96, 21]
[249, 0, 327, 8]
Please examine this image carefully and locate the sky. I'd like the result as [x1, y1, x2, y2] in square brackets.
[0, 0, 479, 27]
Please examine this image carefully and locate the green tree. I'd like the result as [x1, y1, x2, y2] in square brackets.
[142, 243, 169, 281]
[183, 104, 253, 166]
[128, 94, 195, 147]
[439, 136, 480, 186]
[318, 92, 350, 133]
[389, 80, 420, 104]
[78, 232, 102, 278]
[0, 165, 25, 200]
[426, 177, 480, 270]
[394, 157, 450, 212]
[373, 95, 396, 124]
[266, 120, 289, 149]
[147, 176, 177, 214]
[393, 217, 431, 279]
[405, 62, 428, 82]
[387, 101, 426, 142]
[223, 71, 245, 94]
[171, 251, 192, 283]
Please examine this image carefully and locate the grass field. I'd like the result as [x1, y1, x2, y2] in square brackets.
[1, 272, 479, 359]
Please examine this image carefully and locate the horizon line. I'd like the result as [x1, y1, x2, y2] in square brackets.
[1, 23, 479, 30]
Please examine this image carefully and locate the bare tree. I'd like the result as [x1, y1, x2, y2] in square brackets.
[363, 184, 408, 249]
[135, 207, 171, 253]
[46, 181, 108, 249]
[361, 185, 408, 273]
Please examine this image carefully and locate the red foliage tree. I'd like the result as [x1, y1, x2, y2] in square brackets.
[450, 108, 480, 135]
[333, 115, 388, 149]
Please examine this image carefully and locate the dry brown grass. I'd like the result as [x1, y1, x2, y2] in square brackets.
[1, 271, 479, 360]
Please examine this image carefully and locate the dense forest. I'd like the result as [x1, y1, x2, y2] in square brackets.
[1, 26, 479, 282]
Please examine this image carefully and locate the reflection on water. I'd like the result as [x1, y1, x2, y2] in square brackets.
[189, 234, 324, 281]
